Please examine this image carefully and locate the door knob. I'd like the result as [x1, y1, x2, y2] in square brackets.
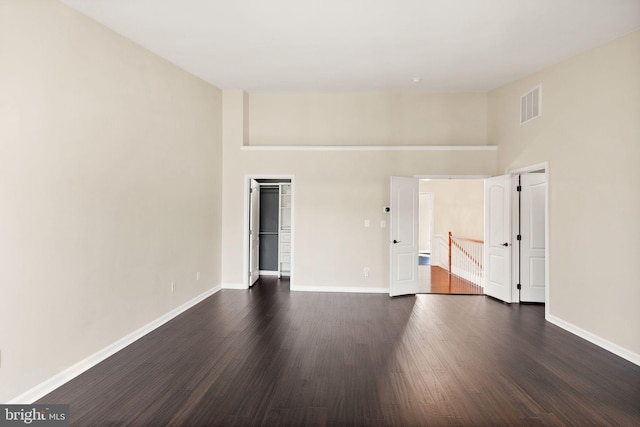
[393, 239, 401, 244]
[501, 242, 509, 247]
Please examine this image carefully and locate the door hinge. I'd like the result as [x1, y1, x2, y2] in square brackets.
[516, 185, 522, 192]
[517, 234, 522, 241]
[516, 284, 521, 290]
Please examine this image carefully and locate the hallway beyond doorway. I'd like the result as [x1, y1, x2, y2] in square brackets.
[418, 265, 483, 295]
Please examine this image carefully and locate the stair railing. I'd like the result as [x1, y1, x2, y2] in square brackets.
[448, 232, 484, 287]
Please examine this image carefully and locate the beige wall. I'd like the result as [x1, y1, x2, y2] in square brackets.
[249, 92, 488, 146]
[489, 30, 640, 355]
[222, 92, 497, 291]
[0, 0, 222, 402]
[5, 0, 636, 405]
[419, 180, 484, 241]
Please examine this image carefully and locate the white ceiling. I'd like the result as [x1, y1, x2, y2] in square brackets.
[60, 0, 640, 92]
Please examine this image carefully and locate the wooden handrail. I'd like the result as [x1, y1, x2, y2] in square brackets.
[452, 235, 484, 244]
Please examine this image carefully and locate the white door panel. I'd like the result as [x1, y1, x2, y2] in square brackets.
[390, 176, 419, 297]
[484, 175, 512, 302]
[249, 179, 260, 286]
[520, 174, 546, 302]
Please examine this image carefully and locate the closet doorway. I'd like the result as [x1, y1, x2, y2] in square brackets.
[246, 177, 293, 288]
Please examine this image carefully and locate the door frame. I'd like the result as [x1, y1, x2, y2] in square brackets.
[243, 174, 295, 289]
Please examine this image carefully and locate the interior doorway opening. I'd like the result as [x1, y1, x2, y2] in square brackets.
[246, 176, 294, 289]
[417, 178, 485, 295]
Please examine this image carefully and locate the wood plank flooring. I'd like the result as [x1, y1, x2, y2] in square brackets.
[418, 266, 484, 295]
[39, 278, 640, 426]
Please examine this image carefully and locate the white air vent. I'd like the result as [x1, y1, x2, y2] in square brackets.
[520, 85, 541, 125]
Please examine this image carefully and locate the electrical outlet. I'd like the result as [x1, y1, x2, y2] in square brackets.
[363, 267, 370, 278]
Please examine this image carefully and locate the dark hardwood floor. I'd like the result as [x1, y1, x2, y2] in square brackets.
[39, 278, 640, 426]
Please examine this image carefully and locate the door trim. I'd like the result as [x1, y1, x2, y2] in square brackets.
[243, 175, 295, 289]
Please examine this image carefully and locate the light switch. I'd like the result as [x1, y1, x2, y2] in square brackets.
[364, 219, 370, 227]
[380, 220, 386, 228]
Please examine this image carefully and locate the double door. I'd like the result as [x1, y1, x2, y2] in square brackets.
[390, 173, 546, 303]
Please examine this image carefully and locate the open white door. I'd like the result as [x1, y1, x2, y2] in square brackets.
[519, 173, 546, 302]
[249, 179, 260, 287]
[484, 175, 512, 302]
[390, 176, 419, 297]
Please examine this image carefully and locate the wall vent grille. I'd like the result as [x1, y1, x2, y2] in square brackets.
[520, 85, 541, 125]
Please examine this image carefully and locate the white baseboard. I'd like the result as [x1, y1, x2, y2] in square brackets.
[221, 283, 248, 290]
[8, 285, 222, 404]
[290, 285, 389, 294]
[259, 270, 279, 276]
[546, 314, 640, 366]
